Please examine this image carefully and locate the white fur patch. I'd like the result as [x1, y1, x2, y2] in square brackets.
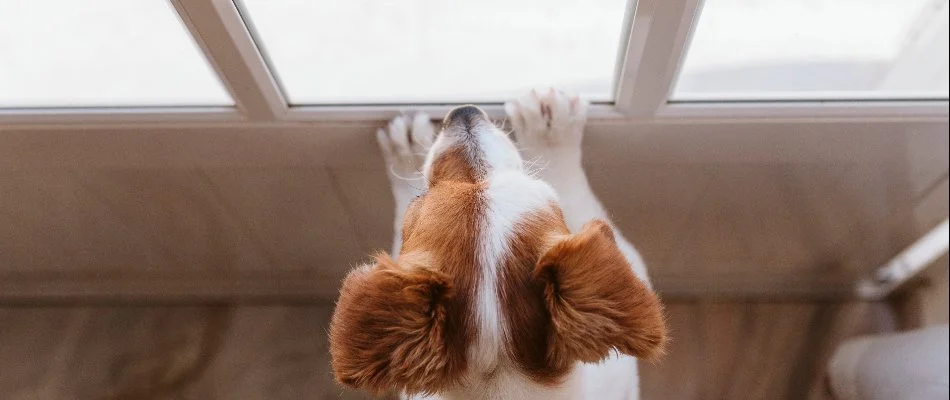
[469, 170, 559, 377]
[476, 125, 524, 174]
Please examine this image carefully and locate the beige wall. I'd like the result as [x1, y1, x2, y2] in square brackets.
[1, 120, 947, 301]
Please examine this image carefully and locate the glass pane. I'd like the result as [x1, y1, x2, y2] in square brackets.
[0, 0, 232, 108]
[674, 0, 950, 101]
[239, 0, 629, 104]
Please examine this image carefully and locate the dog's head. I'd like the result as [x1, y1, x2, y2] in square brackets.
[329, 105, 666, 396]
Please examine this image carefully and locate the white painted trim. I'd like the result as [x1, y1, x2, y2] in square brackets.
[613, 0, 702, 117]
[282, 103, 626, 123]
[3, 101, 946, 129]
[281, 100, 949, 124]
[0, 104, 621, 130]
[171, 0, 287, 121]
[608, 0, 639, 99]
[0, 107, 242, 128]
[656, 100, 950, 123]
[671, 92, 950, 103]
[857, 219, 950, 300]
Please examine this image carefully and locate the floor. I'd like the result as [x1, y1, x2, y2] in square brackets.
[639, 301, 893, 400]
[0, 300, 894, 400]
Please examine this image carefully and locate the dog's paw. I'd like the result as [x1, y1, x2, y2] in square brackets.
[377, 113, 435, 199]
[505, 88, 588, 155]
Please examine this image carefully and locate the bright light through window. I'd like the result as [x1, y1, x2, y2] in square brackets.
[674, 0, 950, 101]
[239, 0, 629, 105]
[0, 0, 232, 108]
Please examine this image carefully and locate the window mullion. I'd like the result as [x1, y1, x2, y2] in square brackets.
[613, 0, 702, 118]
[170, 0, 287, 121]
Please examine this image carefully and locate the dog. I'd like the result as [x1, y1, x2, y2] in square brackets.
[329, 89, 667, 399]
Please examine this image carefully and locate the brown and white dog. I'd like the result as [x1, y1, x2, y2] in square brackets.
[330, 89, 667, 399]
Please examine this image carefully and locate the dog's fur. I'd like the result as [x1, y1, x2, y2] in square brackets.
[330, 89, 667, 399]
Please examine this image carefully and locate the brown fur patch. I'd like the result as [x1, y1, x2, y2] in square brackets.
[537, 220, 667, 365]
[429, 146, 480, 184]
[500, 215, 667, 385]
[498, 208, 572, 384]
[400, 181, 485, 359]
[329, 253, 461, 395]
[330, 161, 487, 395]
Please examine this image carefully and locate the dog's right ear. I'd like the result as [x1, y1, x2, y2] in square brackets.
[329, 252, 463, 396]
[535, 220, 667, 367]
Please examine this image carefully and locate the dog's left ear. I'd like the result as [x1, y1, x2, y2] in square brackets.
[535, 220, 667, 366]
[329, 252, 462, 396]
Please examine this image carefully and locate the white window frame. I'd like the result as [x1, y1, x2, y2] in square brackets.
[0, 0, 947, 128]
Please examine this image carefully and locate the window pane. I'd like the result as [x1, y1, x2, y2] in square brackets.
[0, 0, 232, 108]
[674, 0, 950, 101]
[239, 0, 628, 104]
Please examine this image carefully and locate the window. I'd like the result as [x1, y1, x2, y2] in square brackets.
[0, 0, 232, 108]
[673, 0, 950, 101]
[238, 0, 629, 105]
[0, 0, 945, 122]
